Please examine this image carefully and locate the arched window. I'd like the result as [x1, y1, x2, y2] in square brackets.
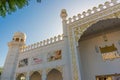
[16, 74, 25, 80]
[21, 39, 24, 42]
[30, 71, 42, 80]
[47, 69, 63, 80]
[16, 38, 19, 42]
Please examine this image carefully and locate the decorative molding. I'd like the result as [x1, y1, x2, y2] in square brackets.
[73, 11, 120, 43]
[46, 66, 63, 75]
[29, 70, 42, 76]
[20, 34, 63, 53]
[67, 1, 120, 80]
[68, 26, 79, 80]
[66, 0, 120, 25]
[16, 72, 27, 77]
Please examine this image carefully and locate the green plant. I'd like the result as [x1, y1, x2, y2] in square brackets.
[0, 0, 41, 17]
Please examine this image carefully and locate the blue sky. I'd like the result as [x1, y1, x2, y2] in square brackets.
[0, 0, 110, 67]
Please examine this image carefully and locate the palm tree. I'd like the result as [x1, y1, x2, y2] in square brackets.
[0, 0, 41, 17]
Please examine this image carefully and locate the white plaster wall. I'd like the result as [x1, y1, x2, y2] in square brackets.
[17, 41, 65, 72]
[79, 30, 120, 80]
[16, 40, 71, 80]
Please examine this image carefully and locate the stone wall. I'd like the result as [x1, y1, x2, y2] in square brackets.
[15, 34, 71, 80]
[79, 29, 120, 80]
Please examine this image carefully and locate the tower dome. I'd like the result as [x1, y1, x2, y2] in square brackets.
[13, 32, 26, 42]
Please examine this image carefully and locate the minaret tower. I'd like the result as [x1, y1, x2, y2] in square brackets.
[60, 9, 72, 80]
[1, 32, 26, 80]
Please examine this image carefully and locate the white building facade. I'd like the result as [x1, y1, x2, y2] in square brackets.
[1, 0, 120, 80]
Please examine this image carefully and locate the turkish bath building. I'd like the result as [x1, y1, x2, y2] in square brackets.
[1, 0, 120, 80]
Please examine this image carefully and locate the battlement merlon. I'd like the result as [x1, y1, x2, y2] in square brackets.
[65, 0, 119, 25]
[20, 34, 63, 53]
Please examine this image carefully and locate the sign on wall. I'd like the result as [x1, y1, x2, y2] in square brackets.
[47, 50, 62, 62]
[18, 58, 28, 67]
[32, 56, 43, 65]
[99, 44, 120, 60]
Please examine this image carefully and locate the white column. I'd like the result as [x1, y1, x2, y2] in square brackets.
[60, 9, 72, 80]
[26, 72, 29, 80]
[71, 27, 82, 80]
[42, 70, 47, 80]
[13, 73, 16, 80]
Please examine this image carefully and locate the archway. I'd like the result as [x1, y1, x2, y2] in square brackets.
[47, 69, 63, 80]
[16, 74, 26, 80]
[77, 18, 120, 80]
[30, 71, 42, 80]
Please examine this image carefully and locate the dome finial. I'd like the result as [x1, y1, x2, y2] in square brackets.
[60, 9, 68, 20]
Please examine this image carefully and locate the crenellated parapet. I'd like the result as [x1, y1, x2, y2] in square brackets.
[66, 0, 119, 24]
[67, 0, 120, 44]
[20, 34, 63, 53]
